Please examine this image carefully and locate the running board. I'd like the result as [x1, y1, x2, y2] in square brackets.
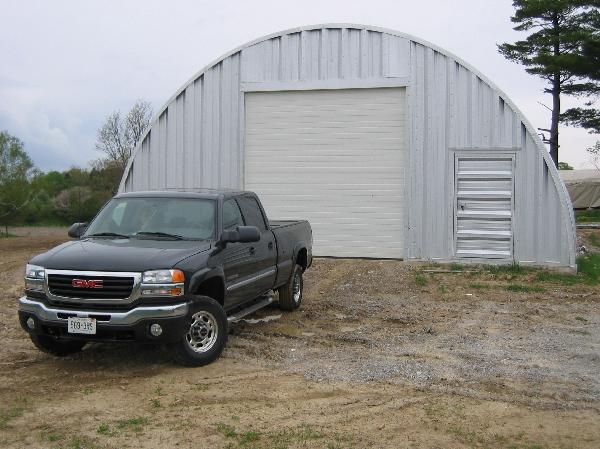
[227, 295, 274, 323]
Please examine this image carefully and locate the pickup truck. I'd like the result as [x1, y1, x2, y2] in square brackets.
[18, 189, 312, 366]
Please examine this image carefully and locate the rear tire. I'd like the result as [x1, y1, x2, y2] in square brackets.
[171, 296, 228, 367]
[30, 334, 86, 356]
[278, 264, 303, 311]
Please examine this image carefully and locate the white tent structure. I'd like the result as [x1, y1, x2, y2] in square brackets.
[560, 169, 600, 209]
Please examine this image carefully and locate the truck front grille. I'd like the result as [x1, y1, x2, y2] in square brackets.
[47, 274, 134, 299]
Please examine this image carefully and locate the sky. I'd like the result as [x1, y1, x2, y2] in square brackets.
[1, 0, 597, 172]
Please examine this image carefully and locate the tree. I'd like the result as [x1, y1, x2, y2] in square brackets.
[558, 161, 574, 169]
[0, 131, 38, 231]
[588, 141, 600, 170]
[95, 100, 152, 171]
[498, 1, 600, 167]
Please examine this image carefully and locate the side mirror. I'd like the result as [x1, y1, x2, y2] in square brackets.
[68, 222, 88, 239]
[219, 226, 260, 247]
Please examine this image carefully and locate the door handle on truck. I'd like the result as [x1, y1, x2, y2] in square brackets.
[268, 242, 273, 250]
[249, 246, 256, 255]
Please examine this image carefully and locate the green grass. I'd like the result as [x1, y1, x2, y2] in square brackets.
[505, 284, 546, 293]
[487, 264, 528, 276]
[216, 422, 238, 438]
[239, 431, 260, 444]
[0, 232, 16, 238]
[535, 270, 582, 285]
[468, 283, 491, 290]
[97, 423, 111, 435]
[588, 232, 600, 247]
[116, 416, 148, 433]
[150, 398, 161, 408]
[414, 274, 428, 287]
[0, 407, 23, 429]
[577, 253, 600, 283]
[576, 208, 600, 223]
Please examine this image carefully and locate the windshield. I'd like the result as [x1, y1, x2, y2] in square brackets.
[84, 197, 216, 240]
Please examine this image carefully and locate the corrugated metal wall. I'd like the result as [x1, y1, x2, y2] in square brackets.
[119, 24, 575, 268]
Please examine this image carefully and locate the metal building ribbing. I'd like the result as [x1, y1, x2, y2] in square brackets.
[119, 24, 576, 268]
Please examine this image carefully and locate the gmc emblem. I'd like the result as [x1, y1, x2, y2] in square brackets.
[72, 279, 104, 289]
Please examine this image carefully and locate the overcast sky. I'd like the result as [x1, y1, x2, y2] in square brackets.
[1, 0, 597, 172]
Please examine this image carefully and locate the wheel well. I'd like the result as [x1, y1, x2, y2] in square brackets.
[296, 248, 308, 271]
[194, 277, 224, 305]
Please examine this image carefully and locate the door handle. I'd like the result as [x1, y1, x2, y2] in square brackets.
[268, 242, 273, 250]
[249, 246, 256, 255]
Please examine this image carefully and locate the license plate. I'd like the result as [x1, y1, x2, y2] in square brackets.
[67, 317, 96, 335]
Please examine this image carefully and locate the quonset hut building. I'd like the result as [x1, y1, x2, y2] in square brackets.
[118, 24, 576, 268]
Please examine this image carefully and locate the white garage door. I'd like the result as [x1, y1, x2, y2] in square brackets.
[244, 88, 406, 258]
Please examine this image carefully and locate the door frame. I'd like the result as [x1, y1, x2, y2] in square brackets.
[449, 148, 519, 261]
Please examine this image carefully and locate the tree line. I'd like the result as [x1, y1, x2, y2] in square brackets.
[0, 101, 152, 232]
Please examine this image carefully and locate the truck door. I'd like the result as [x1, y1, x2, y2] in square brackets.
[236, 195, 277, 296]
[221, 198, 257, 307]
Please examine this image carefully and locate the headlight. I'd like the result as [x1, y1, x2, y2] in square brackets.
[141, 269, 184, 297]
[142, 269, 184, 284]
[25, 264, 45, 279]
[25, 264, 45, 292]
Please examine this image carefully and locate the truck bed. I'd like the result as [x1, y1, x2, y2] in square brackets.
[270, 219, 312, 287]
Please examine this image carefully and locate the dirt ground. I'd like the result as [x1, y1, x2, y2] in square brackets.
[1, 227, 599, 449]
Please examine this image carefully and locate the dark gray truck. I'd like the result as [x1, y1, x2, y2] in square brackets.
[18, 189, 312, 366]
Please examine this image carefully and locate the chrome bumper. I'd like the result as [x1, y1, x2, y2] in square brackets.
[18, 297, 189, 326]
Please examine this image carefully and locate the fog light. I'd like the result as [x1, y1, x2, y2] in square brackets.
[150, 323, 163, 337]
[26, 317, 35, 330]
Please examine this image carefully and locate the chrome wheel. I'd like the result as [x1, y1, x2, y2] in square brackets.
[186, 311, 218, 353]
[292, 272, 302, 303]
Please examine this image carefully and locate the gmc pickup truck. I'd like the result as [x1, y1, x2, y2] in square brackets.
[18, 189, 312, 366]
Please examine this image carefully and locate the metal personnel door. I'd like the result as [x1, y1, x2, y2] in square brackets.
[454, 154, 514, 259]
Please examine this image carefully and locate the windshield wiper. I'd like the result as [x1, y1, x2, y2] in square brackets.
[135, 231, 189, 240]
[87, 232, 131, 239]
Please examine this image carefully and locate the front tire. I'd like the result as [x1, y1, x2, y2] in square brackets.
[171, 296, 228, 367]
[278, 264, 303, 311]
[30, 334, 86, 356]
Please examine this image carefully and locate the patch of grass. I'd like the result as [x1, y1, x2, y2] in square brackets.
[487, 264, 527, 276]
[449, 263, 465, 271]
[269, 425, 325, 447]
[535, 270, 582, 286]
[468, 283, 490, 290]
[447, 425, 483, 445]
[437, 285, 448, 294]
[505, 284, 545, 293]
[154, 386, 163, 396]
[83, 387, 94, 395]
[239, 431, 260, 444]
[575, 316, 587, 322]
[150, 398, 161, 408]
[216, 422, 238, 438]
[192, 383, 210, 391]
[97, 423, 111, 435]
[576, 208, 600, 223]
[0, 406, 23, 429]
[40, 427, 64, 442]
[577, 253, 600, 284]
[414, 274, 428, 287]
[0, 232, 16, 238]
[588, 232, 600, 247]
[117, 416, 148, 433]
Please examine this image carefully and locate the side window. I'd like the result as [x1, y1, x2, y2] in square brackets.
[222, 199, 244, 231]
[237, 196, 268, 232]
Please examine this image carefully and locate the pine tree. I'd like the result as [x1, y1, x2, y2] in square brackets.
[498, 0, 600, 167]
